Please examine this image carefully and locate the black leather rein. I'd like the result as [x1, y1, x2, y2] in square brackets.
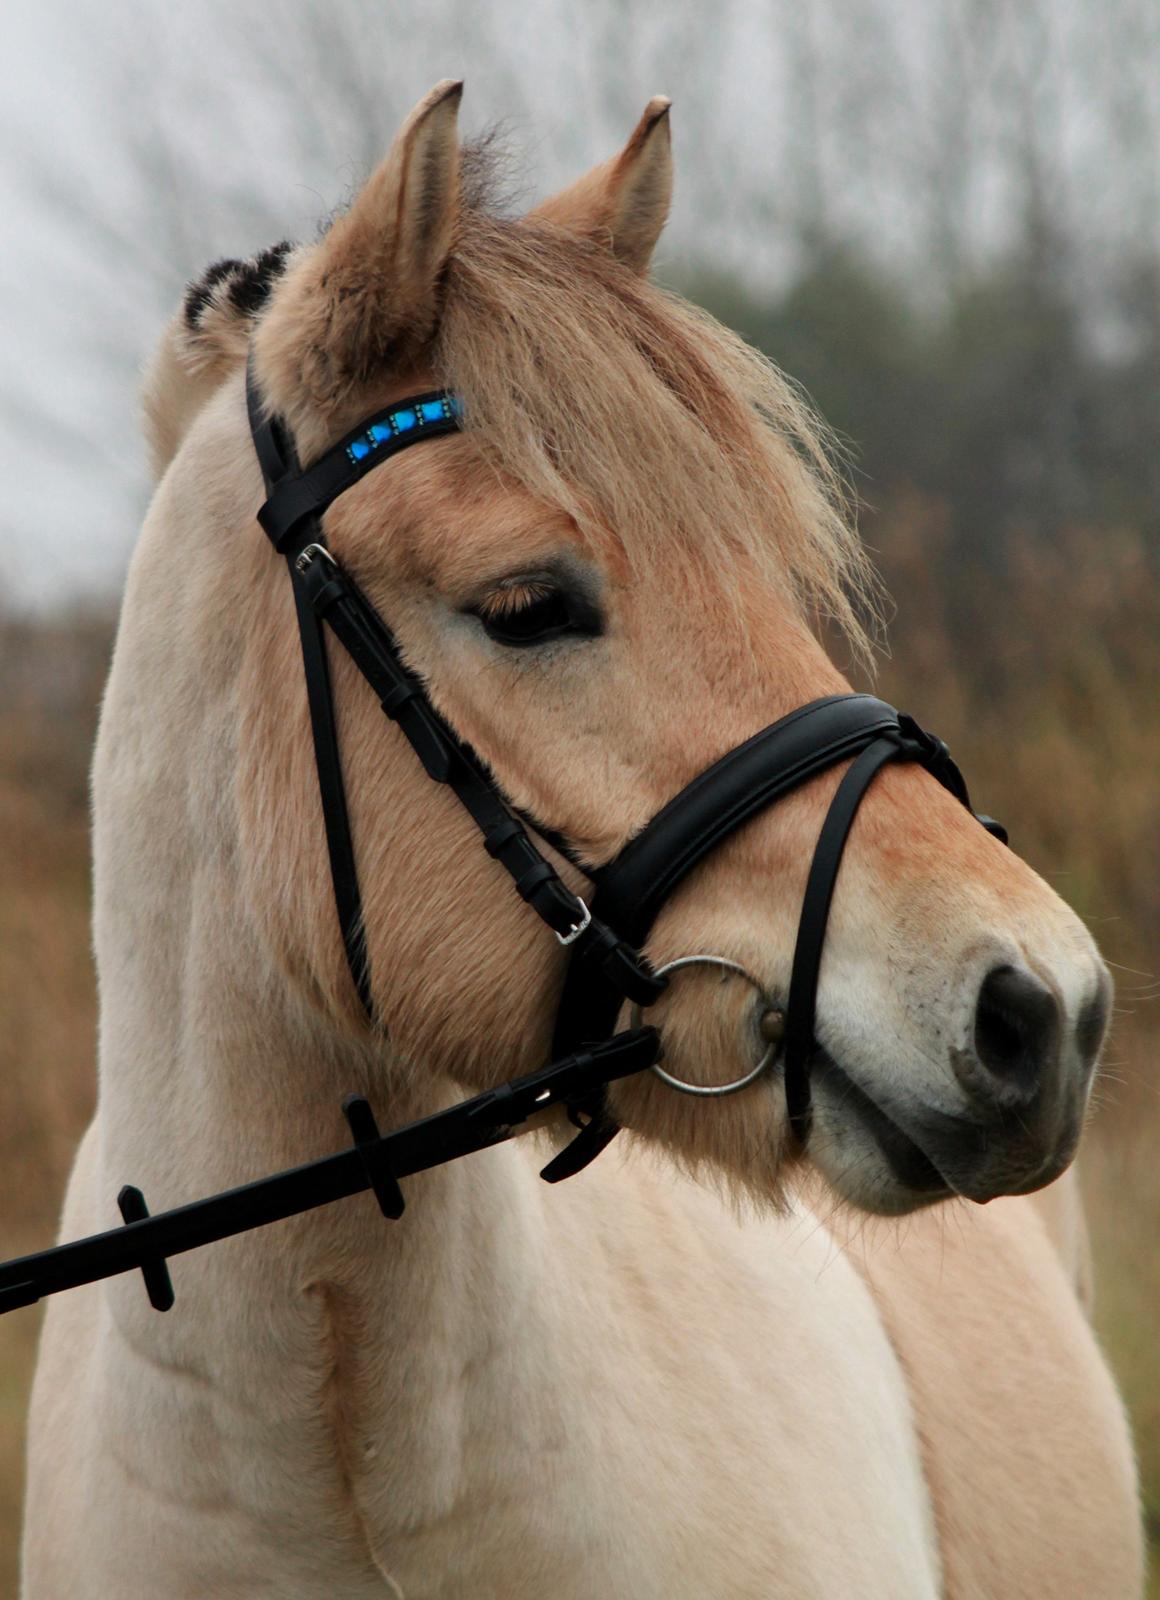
[0, 359, 1005, 1318]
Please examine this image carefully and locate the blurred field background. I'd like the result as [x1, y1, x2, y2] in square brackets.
[1, 1, 1157, 1593]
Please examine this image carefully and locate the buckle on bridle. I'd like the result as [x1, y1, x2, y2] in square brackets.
[555, 897, 593, 946]
[294, 542, 338, 574]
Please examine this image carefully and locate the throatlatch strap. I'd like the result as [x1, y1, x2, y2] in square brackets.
[247, 360, 375, 1015]
[288, 560, 373, 1016]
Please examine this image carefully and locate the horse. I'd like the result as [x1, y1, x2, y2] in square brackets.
[22, 82, 1142, 1597]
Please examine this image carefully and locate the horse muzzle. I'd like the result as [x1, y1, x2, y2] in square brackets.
[808, 959, 1110, 1211]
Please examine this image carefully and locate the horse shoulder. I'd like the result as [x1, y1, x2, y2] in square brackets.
[838, 1192, 1143, 1599]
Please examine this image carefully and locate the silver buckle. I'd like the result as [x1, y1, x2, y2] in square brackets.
[295, 542, 338, 574]
[555, 898, 592, 947]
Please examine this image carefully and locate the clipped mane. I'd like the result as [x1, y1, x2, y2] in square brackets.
[142, 242, 294, 481]
[435, 197, 877, 666]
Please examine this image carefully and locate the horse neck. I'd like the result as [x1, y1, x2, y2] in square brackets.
[91, 677, 566, 1523]
[90, 526, 554, 1336]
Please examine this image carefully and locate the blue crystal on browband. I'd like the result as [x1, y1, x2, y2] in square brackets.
[345, 394, 460, 464]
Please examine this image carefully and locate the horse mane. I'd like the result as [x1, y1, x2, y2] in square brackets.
[143, 144, 875, 664]
[141, 242, 294, 481]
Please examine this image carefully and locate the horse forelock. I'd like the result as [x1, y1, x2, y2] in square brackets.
[432, 195, 879, 669]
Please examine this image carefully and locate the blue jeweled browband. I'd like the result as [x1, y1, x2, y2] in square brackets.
[252, 383, 464, 557]
[346, 394, 463, 464]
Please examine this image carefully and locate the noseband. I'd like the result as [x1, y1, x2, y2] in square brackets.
[0, 360, 1004, 1317]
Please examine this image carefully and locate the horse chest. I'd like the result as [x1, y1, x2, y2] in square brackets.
[309, 1192, 944, 1599]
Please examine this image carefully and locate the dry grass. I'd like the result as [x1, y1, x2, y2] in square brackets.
[0, 615, 102, 1595]
[0, 509, 1155, 1595]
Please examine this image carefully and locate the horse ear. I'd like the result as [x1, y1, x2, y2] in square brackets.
[257, 80, 463, 418]
[532, 97, 672, 274]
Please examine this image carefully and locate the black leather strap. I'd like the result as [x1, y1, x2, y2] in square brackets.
[551, 696, 908, 1060]
[246, 353, 1004, 1168]
[288, 560, 374, 1015]
[591, 695, 901, 940]
[0, 1027, 662, 1315]
[297, 549, 665, 999]
[538, 1113, 622, 1183]
[552, 696, 1005, 1152]
[0, 357, 1018, 1324]
[247, 365, 374, 1016]
[782, 736, 903, 1143]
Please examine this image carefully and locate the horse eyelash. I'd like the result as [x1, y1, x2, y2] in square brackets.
[475, 578, 558, 620]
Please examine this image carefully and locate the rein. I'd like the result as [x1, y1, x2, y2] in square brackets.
[0, 360, 1005, 1318]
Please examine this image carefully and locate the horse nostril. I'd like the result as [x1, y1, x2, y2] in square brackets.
[972, 965, 1060, 1105]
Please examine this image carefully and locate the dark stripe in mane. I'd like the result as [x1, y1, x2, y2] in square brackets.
[184, 241, 294, 331]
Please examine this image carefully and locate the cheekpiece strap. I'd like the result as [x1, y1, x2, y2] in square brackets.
[245, 355, 659, 1036]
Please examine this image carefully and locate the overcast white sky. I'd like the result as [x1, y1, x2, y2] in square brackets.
[1, 0, 1156, 610]
[0, 1, 738, 608]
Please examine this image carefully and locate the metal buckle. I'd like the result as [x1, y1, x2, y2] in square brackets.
[628, 954, 780, 1098]
[295, 542, 339, 574]
[555, 897, 592, 947]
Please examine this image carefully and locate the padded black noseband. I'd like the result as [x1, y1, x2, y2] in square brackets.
[553, 694, 1004, 1145]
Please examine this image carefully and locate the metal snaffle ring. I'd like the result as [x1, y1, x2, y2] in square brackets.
[628, 954, 782, 1098]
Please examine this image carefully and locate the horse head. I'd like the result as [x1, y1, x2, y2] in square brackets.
[141, 81, 1110, 1219]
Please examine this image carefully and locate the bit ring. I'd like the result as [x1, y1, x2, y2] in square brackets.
[628, 954, 780, 1097]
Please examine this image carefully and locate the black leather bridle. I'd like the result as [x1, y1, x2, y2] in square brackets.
[244, 360, 1004, 1156]
[0, 360, 1004, 1318]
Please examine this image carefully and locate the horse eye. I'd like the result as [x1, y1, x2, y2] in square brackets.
[471, 581, 602, 649]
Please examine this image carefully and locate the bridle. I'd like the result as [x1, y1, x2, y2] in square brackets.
[0, 357, 1005, 1318]
[243, 359, 1005, 1157]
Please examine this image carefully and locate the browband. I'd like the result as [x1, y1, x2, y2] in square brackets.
[256, 391, 462, 552]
